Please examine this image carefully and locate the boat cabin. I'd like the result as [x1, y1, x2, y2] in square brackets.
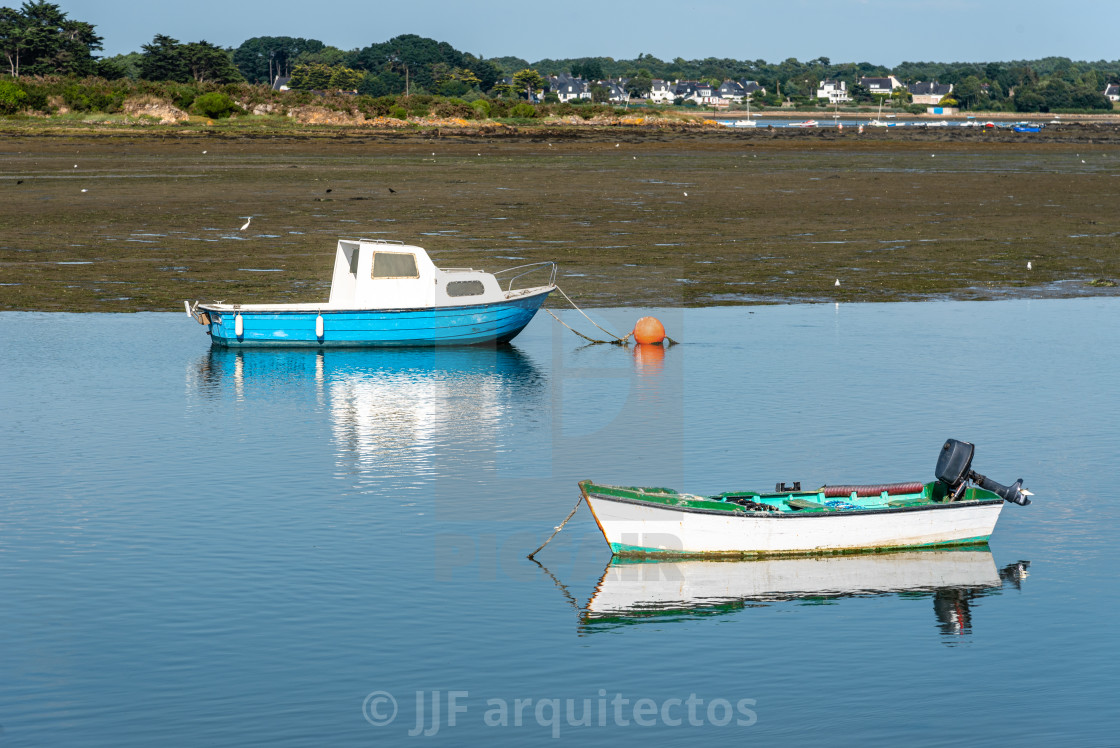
[328, 239, 508, 309]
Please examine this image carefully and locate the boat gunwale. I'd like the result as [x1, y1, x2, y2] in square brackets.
[580, 482, 1003, 519]
[197, 285, 554, 314]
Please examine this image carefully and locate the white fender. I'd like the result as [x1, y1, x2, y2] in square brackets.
[315, 314, 324, 338]
[235, 313, 243, 337]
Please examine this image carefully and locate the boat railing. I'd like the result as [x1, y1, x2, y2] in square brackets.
[494, 261, 558, 292]
[345, 237, 405, 245]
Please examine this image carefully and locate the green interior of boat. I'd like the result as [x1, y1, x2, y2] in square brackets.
[581, 480, 997, 513]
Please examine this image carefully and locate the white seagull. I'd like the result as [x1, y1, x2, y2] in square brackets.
[1027, 261, 1032, 270]
[835, 278, 841, 286]
[240, 217, 252, 231]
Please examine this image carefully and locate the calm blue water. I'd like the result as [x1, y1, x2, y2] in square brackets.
[1, 299, 1117, 746]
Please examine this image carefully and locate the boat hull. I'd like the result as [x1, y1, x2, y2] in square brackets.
[202, 288, 551, 348]
[582, 488, 1004, 557]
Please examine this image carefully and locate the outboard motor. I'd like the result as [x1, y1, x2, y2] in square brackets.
[935, 439, 1032, 505]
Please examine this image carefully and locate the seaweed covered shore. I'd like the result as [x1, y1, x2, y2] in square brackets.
[2, 122, 1119, 311]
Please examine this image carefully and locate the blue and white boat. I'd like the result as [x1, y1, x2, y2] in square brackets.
[186, 238, 556, 347]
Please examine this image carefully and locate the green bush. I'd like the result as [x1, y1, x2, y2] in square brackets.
[161, 82, 198, 111]
[192, 91, 238, 118]
[432, 98, 474, 119]
[18, 81, 49, 112]
[61, 81, 125, 113]
[510, 102, 536, 118]
[389, 105, 408, 119]
[357, 95, 395, 117]
[487, 99, 511, 118]
[579, 103, 617, 119]
[61, 84, 89, 110]
[0, 80, 27, 114]
[470, 99, 491, 118]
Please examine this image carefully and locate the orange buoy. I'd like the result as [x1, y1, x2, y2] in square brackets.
[632, 316, 666, 345]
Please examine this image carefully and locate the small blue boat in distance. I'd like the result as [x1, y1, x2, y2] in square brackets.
[186, 238, 556, 347]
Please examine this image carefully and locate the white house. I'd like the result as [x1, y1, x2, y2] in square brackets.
[859, 75, 904, 97]
[718, 80, 746, 102]
[1105, 83, 1120, 102]
[909, 81, 953, 105]
[693, 81, 716, 101]
[673, 80, 699, 103]
[590, 79, 630, 104]
[648, 79, 675, 103]
[740, 80, 765, 96]
[816, 79, 849, 103]
[549, 75, 590, 102]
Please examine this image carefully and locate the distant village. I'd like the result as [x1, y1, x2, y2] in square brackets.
[531, 73, 1120, 113]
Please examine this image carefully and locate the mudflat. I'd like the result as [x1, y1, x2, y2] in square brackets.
[2, 124, 1119, 311]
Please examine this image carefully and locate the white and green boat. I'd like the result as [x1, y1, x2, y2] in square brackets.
[580, 439, 1031, 557]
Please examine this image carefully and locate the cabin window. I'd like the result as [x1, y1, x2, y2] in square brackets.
[371, 252, 418, 279]
[348, 248, 360, 275]
[446, 280, 485, 297]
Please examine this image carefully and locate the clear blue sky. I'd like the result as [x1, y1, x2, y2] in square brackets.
[61, 0, 1119, 66]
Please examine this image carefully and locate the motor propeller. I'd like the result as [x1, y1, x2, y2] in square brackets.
[935, 439, 1033, 506]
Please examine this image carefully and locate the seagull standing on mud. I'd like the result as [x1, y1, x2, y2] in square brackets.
[240, 217, 252, 231]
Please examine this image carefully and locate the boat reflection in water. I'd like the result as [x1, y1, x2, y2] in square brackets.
[189, 345, 545, 478]
[576, 549, 1029, 637]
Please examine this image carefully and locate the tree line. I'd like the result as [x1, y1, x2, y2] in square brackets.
[1, 1, 1117, 113]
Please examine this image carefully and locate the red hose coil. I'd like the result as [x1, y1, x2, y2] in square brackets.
[821, 482, 925, 498]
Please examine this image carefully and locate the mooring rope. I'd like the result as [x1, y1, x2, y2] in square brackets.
[544, 309, 622, 345]
[547, 284, 681, 346]
[527, 495, 583, 559]
[552, 286, 631, 345]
